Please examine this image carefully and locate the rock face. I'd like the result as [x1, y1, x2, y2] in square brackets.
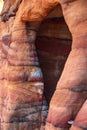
[45, 1, 87, 130]
[1, 0, 87, 130]
[0, 0, 3, 13]
[36, 18, 71, 103]
[0, 15, 48, 130]
[0, 1, 71, 130]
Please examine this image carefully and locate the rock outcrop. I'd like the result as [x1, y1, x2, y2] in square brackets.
[1, 0, 87, 130]
[0, 13, 48, 130]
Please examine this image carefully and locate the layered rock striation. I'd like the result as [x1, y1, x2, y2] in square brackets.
[0, 14, 48, 130]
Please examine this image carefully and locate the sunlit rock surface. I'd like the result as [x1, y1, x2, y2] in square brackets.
[0, 0, 3, 13]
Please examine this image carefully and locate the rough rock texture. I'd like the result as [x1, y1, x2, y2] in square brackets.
[36, 18, 71, 103]
[1, 0, 87, 130]
[70, 100, 87, 130]
[0, 10, 48, 130]
[0, 17, 11, 129]
[15, 0, 87, 129]
[1, 0, 22, 21]
[46, 0, 87, 130]
[38, 18, 71, 40]
[16, 0, 59, 22]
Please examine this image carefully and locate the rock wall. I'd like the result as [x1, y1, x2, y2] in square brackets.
[36, 17, 72, 103]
